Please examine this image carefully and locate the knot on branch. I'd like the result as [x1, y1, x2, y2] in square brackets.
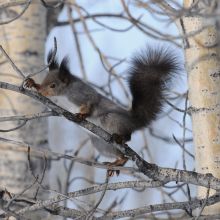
[136, 158, 159, 180]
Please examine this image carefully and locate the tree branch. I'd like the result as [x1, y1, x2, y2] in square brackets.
[0, 81, 220, 192]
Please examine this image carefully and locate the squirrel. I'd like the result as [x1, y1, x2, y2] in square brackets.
[25, 45, 180, 177]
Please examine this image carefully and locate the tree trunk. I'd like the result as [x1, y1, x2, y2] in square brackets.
[176, 0, 220, 214]
[0, 2, 49, 217]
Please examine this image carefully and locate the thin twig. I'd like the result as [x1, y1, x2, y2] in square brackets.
[76, 3, 142, 32]
[164, 99, 187, 113]
[21, 37, 57, 88]
[34, 153, 47, 199]
[182, 91, 192, 215]
[141, 130, 153, 163]
[122, 0, 181, 47]
[97, 48, 126, 100]
[72, 0, 132, 106]
[0, 136, 139, 173]
[195, 182, 211, 220]
[0, 111, 56, 122]
[172, 134, 195, 159]
[182, 91, 189, 170]
[0, 3, 30, 25]
[67, 5, 87, 82]
[1, 205, 30, 220]
[164, 111, 192, 132]
[0, 189, 84, 219]
[0, 120, 27, 132]
[86, 170, 109, 219]
[71, 170, 110, 220]
[6, 176, 38, 210]
[40, 0, 64, 9]
[0, 46, 25, 78]
[63, 137, 89, 212]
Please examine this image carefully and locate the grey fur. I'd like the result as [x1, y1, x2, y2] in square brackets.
[51, 75, 134, 159]
[42, 45, 180, 160]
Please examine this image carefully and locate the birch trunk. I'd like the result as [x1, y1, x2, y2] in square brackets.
[176, 0, 220, 214]
[0, 2, 49, 217]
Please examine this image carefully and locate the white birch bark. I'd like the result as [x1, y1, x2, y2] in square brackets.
[175, 0, 220, 214]
[0, 2, 49, 215]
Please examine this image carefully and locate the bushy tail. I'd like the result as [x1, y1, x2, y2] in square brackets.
[128, 45, 181, 130]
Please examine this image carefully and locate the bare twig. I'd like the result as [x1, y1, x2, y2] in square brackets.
[0, 136, 219, 192]
[172, 134, 194, 159]
[164, 112, 192, 132]
[0, 3, 30, 25]
[0, 120, 27, 132]
[34, 153, 47, 199]
[40, 0, 64, 9]
[95, 193, 220, 220]
[0, 111, 56, 122]
[6, 176, 38, 210]
[21, 37, 57, 88]
[1, 205, 30, 220]
[164, 99, 187, 113]
[72, 0, 132, 106]
[0, 46, 25, 78]
[67, 5, 87, 81]
[75, 3, 142, 32]
[181, 91, 192, 215]
[195, 182, 211, 220]
[0, 189, 85, 219]
[86, 170, 109, 219]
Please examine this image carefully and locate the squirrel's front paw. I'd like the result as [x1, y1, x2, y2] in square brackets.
[24, 78, 36, 88]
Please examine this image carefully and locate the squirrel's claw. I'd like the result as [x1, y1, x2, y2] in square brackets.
[76, 113, 86, 120]
[103, 157, 128, 177]
[75, 113, 89, 120]
[24, 78, 36, 88]
[103, 162, 117, 177]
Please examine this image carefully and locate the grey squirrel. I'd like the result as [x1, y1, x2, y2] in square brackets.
[25, 45, 180, 176]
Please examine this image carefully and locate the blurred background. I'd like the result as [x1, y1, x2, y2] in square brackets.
[0, 0, 194, 219]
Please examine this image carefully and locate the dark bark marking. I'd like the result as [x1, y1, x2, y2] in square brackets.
[188, 107, 215, 115]
[19, 50, 38, 57]
[210, 72, 220, 77]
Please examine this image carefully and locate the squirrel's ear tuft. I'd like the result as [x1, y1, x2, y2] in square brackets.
[47, 50, 59, 71]
[59, 56, 71, 84]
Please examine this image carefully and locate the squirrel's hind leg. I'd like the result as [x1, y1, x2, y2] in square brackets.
[112, 133, 131, 145]
[103, 157, 128, 177]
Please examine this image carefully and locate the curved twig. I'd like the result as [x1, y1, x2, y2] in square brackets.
[21, 37, 57, 88]
[0, 120, 27, 132]
[0, 3, 30, 25]
[0, 111, 56, 122]
[0, 46, 25, 78]
[40, 0, 64, 9]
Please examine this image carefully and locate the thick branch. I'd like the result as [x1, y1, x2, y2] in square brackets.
[1, 81, 220, 191]
[96, 194, 220, 219]
[0, 190, 86, 219]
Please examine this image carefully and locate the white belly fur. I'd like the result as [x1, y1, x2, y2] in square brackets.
[49, 96, 79, 113]
[49, 96, 119, 158]
[49, 96, 98, 137]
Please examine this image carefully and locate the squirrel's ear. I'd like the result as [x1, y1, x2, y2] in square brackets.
[47, 50, 59, 71]
[59, 56, 70, 84]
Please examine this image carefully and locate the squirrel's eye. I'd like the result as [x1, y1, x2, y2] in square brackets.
[50, 84, 56, 88]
